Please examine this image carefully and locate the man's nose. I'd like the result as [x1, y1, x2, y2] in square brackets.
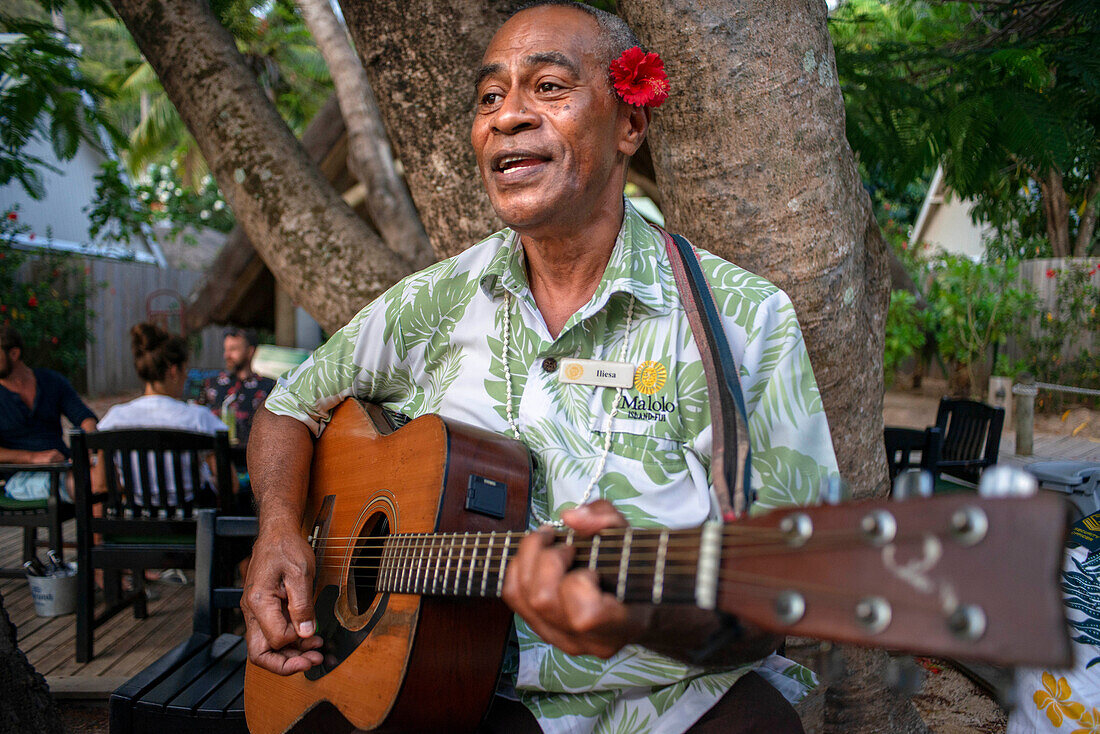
[493, 89, 539, 134]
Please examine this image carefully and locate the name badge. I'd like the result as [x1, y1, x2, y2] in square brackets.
[558, 358, 635, 389]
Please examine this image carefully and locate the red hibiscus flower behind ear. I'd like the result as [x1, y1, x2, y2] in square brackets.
[610, 46, 670, 108]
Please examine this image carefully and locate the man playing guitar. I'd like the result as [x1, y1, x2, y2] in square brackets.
[242, 2, 839, 731]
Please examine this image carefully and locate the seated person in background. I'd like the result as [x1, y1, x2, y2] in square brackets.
[198, 327, 274, 445]
[0, 325, 97, 501]
[95, 323, 231, 507]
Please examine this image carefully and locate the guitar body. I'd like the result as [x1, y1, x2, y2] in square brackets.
[244, 400, 533, 734]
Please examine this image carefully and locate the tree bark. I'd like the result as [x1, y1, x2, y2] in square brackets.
[1073, 165, 1100, 257]
[0, 592, 63, 734]
[1039, 167, 1071, 257]
[295, 0, 434, 270]
[618, 3, 909, 728]
[338, 0, 513, 257]
[619, 0, 890, 501]
[108, 0, 417, 333]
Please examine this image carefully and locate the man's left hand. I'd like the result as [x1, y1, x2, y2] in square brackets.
[502, 500, 649, 659]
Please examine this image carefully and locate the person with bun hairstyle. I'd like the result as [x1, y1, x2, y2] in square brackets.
[94, 323, 231, 507]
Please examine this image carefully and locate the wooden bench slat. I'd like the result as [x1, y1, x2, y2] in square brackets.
[195, 660, 247, 718]
[134, 634, 241, 711]
[166, 637, 246, 716]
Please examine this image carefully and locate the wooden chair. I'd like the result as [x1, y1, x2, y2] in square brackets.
[109, 509, 254, 734]
[934, 397, 1005, 488]
[0, 462, 73, 576]
[70, 428, 232, 662]
[884, 426, 943, 485]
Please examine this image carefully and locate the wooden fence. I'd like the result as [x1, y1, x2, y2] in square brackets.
[85, 257, 223, 395]
[1007, 257, 1099, 365]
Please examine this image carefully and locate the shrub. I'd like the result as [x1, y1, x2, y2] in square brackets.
[0, 206, 97, 386]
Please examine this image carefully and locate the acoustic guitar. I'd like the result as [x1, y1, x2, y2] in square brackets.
[244, 399, 1070, 734]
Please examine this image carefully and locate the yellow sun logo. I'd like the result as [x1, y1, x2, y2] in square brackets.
[634, 361, 667, 395]
[564, 363, 584, 381]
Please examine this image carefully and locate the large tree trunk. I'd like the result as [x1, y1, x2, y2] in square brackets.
[1039, 167, 1072, 257]
[619, 0, 889, 499]
[339, 0, 512, 257]
[108, 0, 418, 333]
[619, 2, 914, 730]
[295, 0, 434, 270]
[0, 592, 63, 734]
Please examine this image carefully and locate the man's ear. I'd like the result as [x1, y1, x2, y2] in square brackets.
[618, 104, 651, 157]
[9, 347, 20, 364]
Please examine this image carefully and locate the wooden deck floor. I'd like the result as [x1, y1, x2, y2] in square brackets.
[1, 519, 194, 698]
[999, 430, 1100, 465]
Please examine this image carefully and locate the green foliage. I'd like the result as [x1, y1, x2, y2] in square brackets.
[1022, 262, 1100, 404]
[0, 12, 121, 198]
[925, 255, 1036, 395]
[884, 290, 926, 384]
[0, 206, 97, 379]
[96, 0, 332, 176]
[84, 160, 236, 244]
[831, 0, 1100, 255]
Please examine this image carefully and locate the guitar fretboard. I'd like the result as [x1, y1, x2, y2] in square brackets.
[372, 524, 722, 608]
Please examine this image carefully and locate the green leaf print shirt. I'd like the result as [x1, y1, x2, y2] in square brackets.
[265, 200, 839, 734]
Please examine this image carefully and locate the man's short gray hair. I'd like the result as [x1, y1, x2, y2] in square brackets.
[513, 1, 643, 69]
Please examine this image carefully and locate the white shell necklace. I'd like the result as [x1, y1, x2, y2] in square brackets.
[502, 290, 636, 527]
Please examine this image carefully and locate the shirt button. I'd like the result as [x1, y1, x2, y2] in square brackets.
[541, 358, 558, 373]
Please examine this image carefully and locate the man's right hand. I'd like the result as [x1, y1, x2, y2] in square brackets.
[241, 524, 324, 675]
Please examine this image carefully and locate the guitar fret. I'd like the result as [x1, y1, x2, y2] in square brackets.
[454, 534, 467, 595]
[444, 534, 455, 593]
[399, 536, 409, 593]
[588, 535, 600, 572]
[402, 536, 413, 594]
[481, 533, 495, 597]
[380, 537, 391, 591]
[616, 528, 633, 602]
[652, 529, 669, 604]
[431, 535, 443, 595]
[466, 539, 479, 596]
[413, 536, 425, 594]
[496, 533, 511, 597]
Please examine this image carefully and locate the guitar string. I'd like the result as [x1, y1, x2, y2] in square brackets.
[344, 563, 956, 619]
[313, 529, 945, 573]
[308, 524, 904, 554]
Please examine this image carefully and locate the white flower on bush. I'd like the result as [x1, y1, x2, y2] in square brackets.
[158, 192, 169, 203]
[200, 210, 210, 220]
[213, 200, 224, 211]
[170, 160, 178, 169]
[202, 175, 212, 187]
[159, 165, 170, 177]
[174, 188, 182, 197]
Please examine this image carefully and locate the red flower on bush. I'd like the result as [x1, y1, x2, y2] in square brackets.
[610, 47, 670, 108]
[51, 336, 59, 344]
[0, 305, 6, 313]
[1046, 268, 1056, 278]
[29, 233, 35, 241]
[27, 296, 37, 308]
[6, 212, 16, 221]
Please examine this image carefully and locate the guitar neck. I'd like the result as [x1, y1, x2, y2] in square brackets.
[373, 525, 719, 608]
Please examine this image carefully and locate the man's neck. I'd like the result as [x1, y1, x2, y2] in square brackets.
[0, 362, 34, 392]
[517, 200, 625, 339]
[234, 367, 254, 382]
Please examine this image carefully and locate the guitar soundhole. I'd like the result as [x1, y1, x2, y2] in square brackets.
[348, 511, 389, 615]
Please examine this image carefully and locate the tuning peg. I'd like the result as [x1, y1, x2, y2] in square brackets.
[978, 465, 1038, 498]
[892, 469, 933, 500]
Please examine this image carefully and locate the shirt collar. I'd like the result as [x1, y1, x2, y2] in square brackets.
[478, 199, 673, 316]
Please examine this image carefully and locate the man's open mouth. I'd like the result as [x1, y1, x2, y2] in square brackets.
[492, 151, 550, 173]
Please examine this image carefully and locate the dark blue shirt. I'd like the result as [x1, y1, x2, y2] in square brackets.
[0, 368, 97, 459]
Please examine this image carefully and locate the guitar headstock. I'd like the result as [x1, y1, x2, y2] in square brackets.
[719, 493, 1071, 667]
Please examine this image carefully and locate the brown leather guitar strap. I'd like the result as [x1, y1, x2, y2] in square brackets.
[653, 226, 751, 521]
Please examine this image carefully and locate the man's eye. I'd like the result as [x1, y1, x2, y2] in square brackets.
[537, 82, 561, 93]
[480, 92, 501, 106]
